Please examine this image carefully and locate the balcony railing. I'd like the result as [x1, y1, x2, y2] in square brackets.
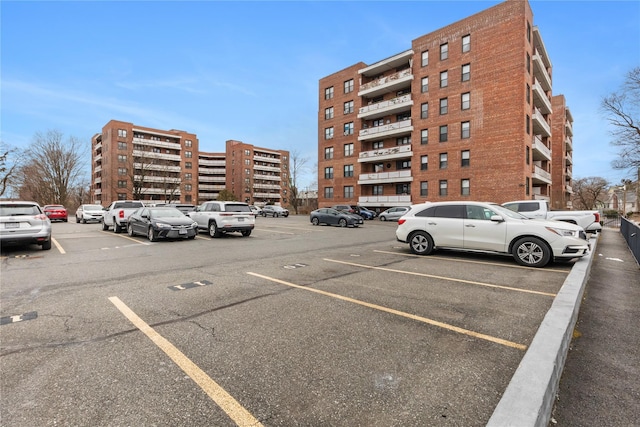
[565, 137, 573, 152]
[198, 167, 225, 175]
[532, 165, 552, 184]
[133, 137, 181, 150]
[358, 69, 413, 98]
[532, 78, 552, 114]
[532, 136, 551, 161]
[358, 144, 412, 162]
[532, 108, 551, 137]
[254, 165, 281, 172]
[254, 192, 282, 199]
[134, 175, 181, 184]
[198, 159, 225, 167]
[358, 195, 411, 206]
[134, 163, 182, 173]
[358, 119, 413, 141]
[358, 94, 413, 119]
[565, 120, 573, 137]
[254, 155, 281, 164]
[532, 48, 552, 91]
[133, 150, 182, 162]
[358, 170, 412, 185]
[254, 173, 281, 181]
[198, 175, 226, 183]
[198, 184, 226, 191]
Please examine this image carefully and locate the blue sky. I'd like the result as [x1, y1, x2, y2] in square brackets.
[1, 0, 639, 189]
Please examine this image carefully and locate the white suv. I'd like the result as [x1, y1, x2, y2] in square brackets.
[189, 201, 255, 237]
[395, 201, 589, 267]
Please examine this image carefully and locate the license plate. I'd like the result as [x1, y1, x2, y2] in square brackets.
[5, 222, 19, 229]
[179, 228, 187, 235]
[238, 217, 244, 222]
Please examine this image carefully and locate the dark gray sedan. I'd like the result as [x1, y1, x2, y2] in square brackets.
[127, 207, 198, 241]
[310, 208, 363, 227]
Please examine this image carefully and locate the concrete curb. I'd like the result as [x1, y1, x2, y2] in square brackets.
[486, 235, 598, 427]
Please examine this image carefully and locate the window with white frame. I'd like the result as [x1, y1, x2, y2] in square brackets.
[118, 154, 127, 162]
[118, 129, 127, 138]
[421, 50, 429, 67]
[461, 121, 470, 139]
[462, 34, 470, 52]
[421, 129, 429, 145]
[185, 140, 192, 147]
[420, 181, 428, 197]
[344, 122, 354, 136]
[462, 63, 470, 82]
[439, 125, 448, 142]
[344, 143, 354, 157]
[325, 127, 334, 140]
[439, 153, 448, 169]
[421, 76, 429, 93]
[344, 164, 354, 177]
[372, 185, 383, 195]
[344, 100, 354, 114]
[344, 185, 354, 198]
[324, 147, 334, 159]
[325, 107, 334, 120]
[461, 179, 470, 196]
[325, 86, 334, 99]
[421, 155, 428, 170]
[440, 98, 448, 115]
[118, 141, 127, 150]
[439, 180, 448, 196]
[461, 92, 470, 110]
[440, 43, 448, 60]
[440, 70, 448, 88]
[344, 79, 354, 94]
[421, 102, 429, 119]
[461, 150, 470, 167]
[373, 141, 384, 149]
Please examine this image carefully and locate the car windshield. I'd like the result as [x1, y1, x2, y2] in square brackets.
[225, 204, 251, 213]
[150, 208, 185, 218]
[0, 204, 41, 216]
[84, 205, 103, 210]
[491, 204, 529, 219]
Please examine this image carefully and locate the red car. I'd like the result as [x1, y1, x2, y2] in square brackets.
[43, 205, 68, 222]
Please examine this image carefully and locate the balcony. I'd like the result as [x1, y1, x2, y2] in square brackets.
[94, 165, 102, 173]
[532, 136, 551, 161]
[198, 167, 225, 175]
[532, 79, 552, 114]
[358, 195, 411, 207]
[358, 68, 413, 98]
[133, 150, 181, 162]
[358, 94, 413, 120]
[254, 164, 281, 173]
[254, 192, 282, 199]
[359, 49, 413, 76]
[532, 108, 551, 137]
[199, 159, 225, 167]
[565, 120, 573, 137]
[254, 173, 281, 181]
[565, 154, 573, 166]
[565, 136, 573, 152]
[532, 165, 552, 184]
[533, 28, 552, 91]
[358, 170, 412, 185]
[358, 144, 412, 163]
[133, 136, 181, 151]
[134, 175, 181, 184]
[565, 185, 573, 194]
[142, 188, 182, 196]
[358, 119, 413, 141]
[134, 163, 182, 173]
[254, 154, 281, 164]
[253, 183, 281, 190]
[198, 184, 226, 191]
[198, 175, 225, 183]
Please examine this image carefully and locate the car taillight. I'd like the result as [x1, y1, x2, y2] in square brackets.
[118, 210, 125, 218]
[35, 214, 48, 220]
[398, 218, 406, 225]
[594, 212, 600, 223]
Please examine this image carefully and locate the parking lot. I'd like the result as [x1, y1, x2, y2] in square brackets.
[1, 215, 577, 426]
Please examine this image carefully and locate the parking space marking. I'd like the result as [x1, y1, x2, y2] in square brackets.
[109, 296, 264, 427]
[100, 231, 151, 245]
[52, 237, 65, 254]
[247, 272, 527, 350]
[0, 311, 38, 325]
[256, 229, 295, 235]
[324, 258, 556, 297]
[374, 250, 569, 273]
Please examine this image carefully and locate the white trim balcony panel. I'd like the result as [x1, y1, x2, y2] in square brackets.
[358, 170, 413, 185]
[358, 95, 413, 120]
[358, 119, 413, 141]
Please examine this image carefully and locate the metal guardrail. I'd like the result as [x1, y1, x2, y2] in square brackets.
[602, 214, 621, 228]
[620, 217, 640, 266]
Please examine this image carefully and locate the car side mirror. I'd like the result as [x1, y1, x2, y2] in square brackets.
[490, 215, 504, 222]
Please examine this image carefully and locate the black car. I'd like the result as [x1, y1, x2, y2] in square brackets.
[127, 207, 198, 241]
[310, 208, 363, 227]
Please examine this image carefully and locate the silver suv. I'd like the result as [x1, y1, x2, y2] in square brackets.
[0, 201, 52, 250]
[189, 201, 255, 237]
[261, 205, 289, 218]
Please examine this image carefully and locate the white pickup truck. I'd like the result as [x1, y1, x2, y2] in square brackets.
[102, 200, 145, 233]
[502, 200, 600, 231]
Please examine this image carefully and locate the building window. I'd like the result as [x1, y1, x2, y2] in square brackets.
[185, 184, 192, 191]
[440, 98, 448, 115]
[118, 129, 127, 138]
[526, 53, 531, 73]
[374, 163, 384, 172]
[461, 150, 470, 167]
[344, 100, 354, 114]
[462, 34, 471, 52]
[118, 141, 127, 150]
[526, 83, 531, 104]
[118, 167, 127, 176]
[244, 149, 251, 156]
[421, 129, 429, 145]
[344, 143, 354, 157]
[185, 151, 192, 158]
[421, 50, 429, 67]
[324, 147, 334, 159]
[462, 92, 470, 110]
[372, 118, 384, 127]
[325, 86, 334, 100]
[440, 43, 448, 60]
[118, 180, 127, 188]
[421, 76, 429, 93]
[461, 64, 470, 82]
[439, 153, 448, 169]
[526, 146, 530, 165]
[185, 173, 192, 181]
[185, 162, 192, 169]
[245, 168, 250, 175]
[461, 179, 470, 196]
[185, 140, 192, 147]
[118, 154, 127, 162]
[324, 187, 334, 199]
[373, 141, 384, 149]
[324, 167, 334, 179]
[526, 115, 530, 135]
[372, 185, 383, 196]
[439, 180, 448, 196]
[396, 136, 411, 145]
[325, 107, 334, 120]
[440, 70, 448, 88]
[421, 102, 429, 119]
[344, 122, 354, 136]
[526, 177, 530, 196]
[344, 79, 354, 93]
[117, 193, 127, 200]
[244, 159, 250, 165]
[344, 164, 354, 177]
[397, 160, 411, 170]
[439, 125, 448, 142]
[527, 22, 531, 43]
[396, 183, 410, 195]
[418, 182, 428, 197]
[461, 121, 470, 139]
[325, 127, 334, 140]
[344, 185, 354, 198]
[421, 155, 428, 170]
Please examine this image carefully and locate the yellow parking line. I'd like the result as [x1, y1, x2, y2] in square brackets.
[326, 258, 557, 297]
[52, 237, 65, 254]
[374, 249, 568, 273]
[247, 272, 527, 351]
[109, 296, 263, 427]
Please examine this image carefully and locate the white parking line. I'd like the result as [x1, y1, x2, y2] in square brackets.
[324, 258, 556, 297]
[100, 231, 151, 245]
[52, 237, 65, 254]
[109, 296, 264, 427]
[247, 272, 527, 350]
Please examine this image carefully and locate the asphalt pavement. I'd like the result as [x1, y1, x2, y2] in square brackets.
[551, 228, 640, 425]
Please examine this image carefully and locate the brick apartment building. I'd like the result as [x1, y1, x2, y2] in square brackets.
[317, 0, 574, 210]
[91, 120, 290, 206]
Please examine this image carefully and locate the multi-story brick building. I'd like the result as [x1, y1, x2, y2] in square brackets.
[550, 95, 574, 209]
[91, 121, 290, 206]
[317, 0, 572, 210]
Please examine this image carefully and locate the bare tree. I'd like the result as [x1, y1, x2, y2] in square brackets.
[287, 150, 309, 214]
[602, 67, 640, 172]
[0, 142, 24, 198]
[16, 130, 86, 206]
[217, 189, 237, 201]
[571, 176, 609, 210]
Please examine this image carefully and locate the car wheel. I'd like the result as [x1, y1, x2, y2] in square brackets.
[127, 224, 135, 237]
[76, 216, 80, 223]
[380, 216, 387, 221]
[241, 230, 252, 237]
[339, 218, 347, 227]
[41, 239, 52, 250]
[512, 237, 551, 267]
[188, 235, 196, 240]
[209, 221, 221, 238]
[102, 220, 109, 231]
[274, 212, 279, 218]
[147, 227, 157, 242]
[114, 221, 122, 233]
[409, 231, 434, 255]
[81, 218, 86, 224]
[311, 217, 319, 226]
